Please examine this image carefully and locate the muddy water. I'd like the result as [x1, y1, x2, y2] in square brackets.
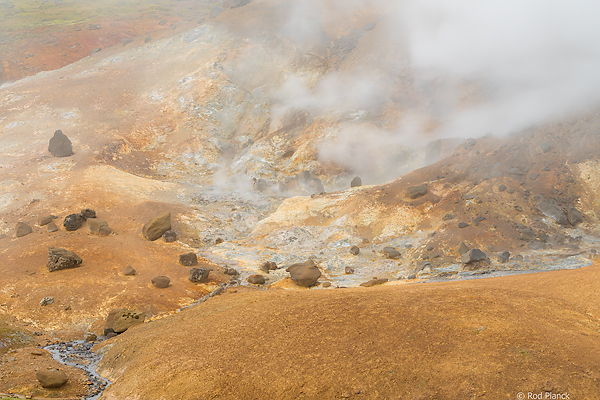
[44, 341, 110, 400]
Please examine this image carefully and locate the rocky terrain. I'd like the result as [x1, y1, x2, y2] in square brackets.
[1, 0, 600, 399]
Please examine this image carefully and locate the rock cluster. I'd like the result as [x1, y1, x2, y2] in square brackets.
[47, 247, 82, 272]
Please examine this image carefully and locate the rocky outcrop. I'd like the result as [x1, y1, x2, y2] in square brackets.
[113, 310, 146, 333]
[189, 267, 210, 283]
[36, 369, 68, 388]
[87, 218, 112, 236]
[142, 211, 171, 241]
[152, 276, 170, 288]
[47, 247, 82, 272]
[179, 252, 198, 266]
[63, 213, 84, 231]
[286, 260, 321, 287]
[15, 222, 32, 237]
[48, 129, 73, 157]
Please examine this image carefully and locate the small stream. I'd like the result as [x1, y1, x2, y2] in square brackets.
[44, 340, 111, 400]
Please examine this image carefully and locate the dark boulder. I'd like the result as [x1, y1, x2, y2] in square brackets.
[63, 213, 84, 231]
[350, 176, 362, 187]
[498, 184, 507, 192]
[142, 211, 171, 241]
[179, 252, 198, 266]
[536, 198, 568, 225]
[458, 222, 469, 228]
[36, 369, 68, 388]
[405, 184, 427, 199]
[15, 222, 32, 237]
[461, 248, 486, 264]
[247, 274, 266, 285]
[189, 267, 210, 283]
[286, 260, 321, 287]
[151, 276, 170, 288]
[457, 241, 469, 255]
[48, 130, 73, 157]
[47, 247, 82, 272]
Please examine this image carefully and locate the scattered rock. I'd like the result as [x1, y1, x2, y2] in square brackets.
[37, 215, 53, 226]
[540, 142, 552, 153]
[498, 184, 507, 192]
[151, 276, 170, 288]
[189, 267, 210, 283]
[536, 198, 569, 225]
[86, 218, 112, 236]
[40, 297, 54, 306]
[260, 261, 278, 273]
[247, 274, 265, 285]
[15, 222, 32, 237]
[350, 176, 362, 187]
[179, 252, 198, 266]
[215, 237, 224, 244]
[360, 278, 388, 287]
[123, 265, 136, 276]
[163, 230, 177, 242]
[286, 260, 321, 287]
[382, 247, 401, 259]
[48, 130, 73, 157]
[457, 241, 470, 255]
[567, 207, 583, 226]
[36, 369, 68, 388]
[405, 184, 427, 199]
[458, 222, 469, 228]
[349, 246, 360, 255]
[63, 213, 84, 231]
[47, 222, 58, 232]
[142, 211, 171, 241]
[497, 251, 510, 263]
[83, 332, 97, 342]
[113, 310, 146, 333]
[80, 208, 96, 219]
[47, 247, 82, 272]
[461, 248, 486, 264]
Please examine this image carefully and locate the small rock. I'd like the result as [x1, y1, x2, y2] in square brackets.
[189, 267, 210, 283]
[442, 213, 454, 221]
[80, 208, 96, 219]
[260, 261, 278, 273]
[458, 222, 469, 228]
[179, 252, 198, 266]
[36, 369, 68, 388]
[142, 211, 171, 241]
[498, 184, 507, 192]
[87, 218, 112, 236]
[151, 276, 170, 288]
[498, 251, 510, 263]
[464, 194, 474, 200]
[47, 247, 82, 272]
[528, 240, 546, 250]
[63, 213, 84, 231]
[322, 282, 332, 288]
[350, 176, 362, 187]
[349, 246, 360, 255]
[48, 130, 73, 157]
[382, 247, 401, 259]
[224, 267, 238, 275]
[247, 274, 265, 285]
[40, 297, 54, 306]
[123, 265, 136, 276]
[457, 241, 470, 255]
[345, 266, 355, 274]
[163, 230, 177, 242]
[529, 173, 539, 180]
[567, 207, 583, 226]
[461, 248, 486, 264]
[509, 167, 524, 175]
[360, 278, 388, 287]
[38, 215, 54, 226]
[83, 332, 97, 342]
[15, 222, 32, 237]
[47, 222, 59, 232]
[540, 142, 552, 153]
[106, 332, 118, 339]
[405, 184, 427, 199]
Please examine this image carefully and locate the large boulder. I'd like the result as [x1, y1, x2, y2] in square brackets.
[350, 176, 362, 188]
[536, 198, 568, 226]
[87, 218, 112, 236]
[63, 213, 84, 231]
[286, 260, 321, 287]
[189, 267, 210, 283]
[112, 310, 146, 333]
[152, 275, 170, 288]
[15, 222, 32, 237]
[142, 211, 171, 241]
[36, 369, 68, 388]
[405, 184, 427, 199]
[461, 248, 487, 264]
[48, 129, 73, 157]
[47, 247, 82, 272]
[247, 274, 266, 285]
